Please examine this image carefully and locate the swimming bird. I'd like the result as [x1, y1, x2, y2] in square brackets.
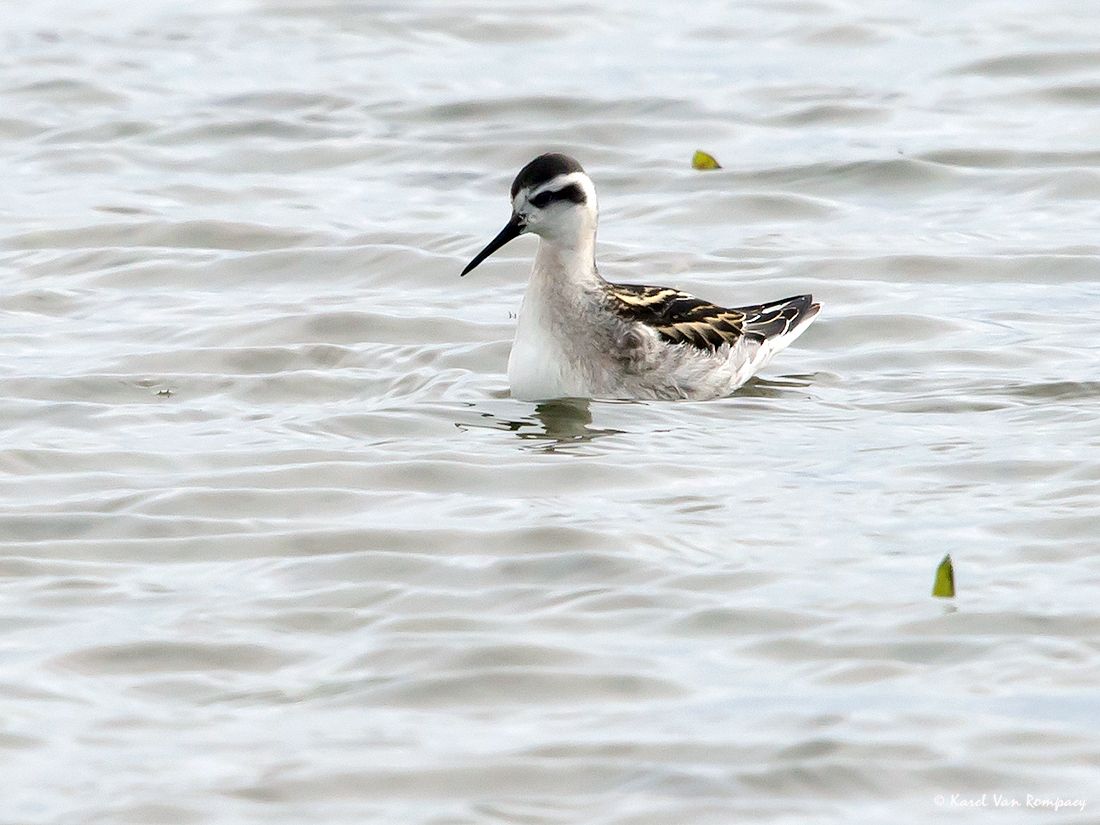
[461, 153, 819, 401]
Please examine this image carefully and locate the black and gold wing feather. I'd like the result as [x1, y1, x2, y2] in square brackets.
[606, 282, 818, 352]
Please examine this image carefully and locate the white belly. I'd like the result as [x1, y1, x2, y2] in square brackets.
[507, 319, 573, 401]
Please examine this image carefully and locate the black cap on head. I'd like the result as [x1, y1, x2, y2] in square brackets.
[510, 153, 585, 199]
[461, 154, 588, 277]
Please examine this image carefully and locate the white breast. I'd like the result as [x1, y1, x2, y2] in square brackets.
[507, 321, 572, 401]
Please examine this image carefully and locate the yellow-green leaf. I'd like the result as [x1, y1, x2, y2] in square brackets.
[932, 554, 955, 598]
[692, 150, 721, 170]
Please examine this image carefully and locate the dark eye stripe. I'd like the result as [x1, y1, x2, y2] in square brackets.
[530, 182, 587, 208]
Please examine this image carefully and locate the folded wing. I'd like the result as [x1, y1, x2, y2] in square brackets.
[607, 283, 817, 352]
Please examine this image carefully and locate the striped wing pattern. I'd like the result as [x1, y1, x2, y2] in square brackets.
[606, 282, 815, 352]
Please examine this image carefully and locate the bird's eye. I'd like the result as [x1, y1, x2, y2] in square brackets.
[530, 190, 554, 208]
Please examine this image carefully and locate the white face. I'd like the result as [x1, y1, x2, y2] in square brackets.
[512, 171, 599, 242]
[461, 165, 600, 276]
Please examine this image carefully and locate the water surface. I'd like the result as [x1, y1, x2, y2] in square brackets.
[2, 1, 1100, 823]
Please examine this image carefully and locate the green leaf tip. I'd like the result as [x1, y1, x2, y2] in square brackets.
[692, 150, 721, 170]
[932, 554, 955, 598]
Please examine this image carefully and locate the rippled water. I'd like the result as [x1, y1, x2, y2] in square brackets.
[4, 1, 1100, 823]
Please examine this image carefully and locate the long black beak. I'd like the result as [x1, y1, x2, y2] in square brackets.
[460, 214, 525, 276]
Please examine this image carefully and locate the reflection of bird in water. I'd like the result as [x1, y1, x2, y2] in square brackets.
[458, 398, 622, 452]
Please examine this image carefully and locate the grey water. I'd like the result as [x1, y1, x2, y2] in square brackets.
[2, 1, 1099, 823]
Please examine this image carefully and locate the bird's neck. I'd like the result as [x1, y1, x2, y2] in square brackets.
[510, 231, 604, 400]
[530, 232, 603, 294]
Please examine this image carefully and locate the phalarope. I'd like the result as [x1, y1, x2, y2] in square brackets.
[461, 153, 820, 401]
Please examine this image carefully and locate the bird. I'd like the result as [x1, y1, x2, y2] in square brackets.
[461, 153, 819, 401]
